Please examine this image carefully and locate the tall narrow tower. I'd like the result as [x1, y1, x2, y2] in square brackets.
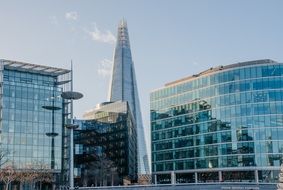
[109, 20, 149, 174]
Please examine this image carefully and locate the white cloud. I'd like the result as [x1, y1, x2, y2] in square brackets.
[85, 23, 116, 44]
[65, 11, 78, 21]
[97, 59, 113, 77]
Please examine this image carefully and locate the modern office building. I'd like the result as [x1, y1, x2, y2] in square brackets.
[0, 59, 71, 184]
[150, 59, 283, 186]
[109, 20, 149, 174]
[73, 101, 137, 186]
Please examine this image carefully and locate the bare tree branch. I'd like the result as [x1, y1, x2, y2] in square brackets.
[0, 148, 10, 167]
[0, 165, 17, 190]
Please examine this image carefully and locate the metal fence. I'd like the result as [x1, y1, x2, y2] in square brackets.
[75, 183, 276, 190]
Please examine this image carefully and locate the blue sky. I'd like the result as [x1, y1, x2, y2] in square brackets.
[1, 0, 283, 153]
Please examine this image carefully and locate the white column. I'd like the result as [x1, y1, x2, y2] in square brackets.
[195, 172, 198, 184]
[70, 128, 74, 189]
[154, 175, 157, 185]
[171, 171, 175, 184]
[219, 171, 222, 182]
[255, 170, 259, 184]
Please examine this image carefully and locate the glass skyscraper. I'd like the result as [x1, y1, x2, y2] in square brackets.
[0, 59, 70, 182]
[109, 20, 149, 174]
[150, 59, 283, 185]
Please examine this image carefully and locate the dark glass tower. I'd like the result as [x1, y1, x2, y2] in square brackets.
[74, 101, 137, 186]
[109, 20, 149, 174]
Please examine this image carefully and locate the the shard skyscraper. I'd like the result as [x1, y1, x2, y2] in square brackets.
[109, 20, 149, 174]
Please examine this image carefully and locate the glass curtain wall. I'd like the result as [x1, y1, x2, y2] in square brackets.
[1, 69, 63, 170]
[151, 60, 283, 184]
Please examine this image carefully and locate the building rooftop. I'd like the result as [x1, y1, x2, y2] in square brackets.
[0, 59, 70, 77]
[83, 101, 128, 120]
[165, 59, 278, 87]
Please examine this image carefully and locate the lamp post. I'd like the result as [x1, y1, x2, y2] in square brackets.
[42, 93, 61, 190]
[61, 64, 83, 189]
[42, 99, 61, 169]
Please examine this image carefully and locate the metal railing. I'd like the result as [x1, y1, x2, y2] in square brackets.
[73, 183, 276, 190]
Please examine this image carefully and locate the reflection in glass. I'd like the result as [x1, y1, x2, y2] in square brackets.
[151, 60, 283, 184]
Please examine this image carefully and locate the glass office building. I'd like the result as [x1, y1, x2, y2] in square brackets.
[0, 59, 70, 178]
[150, 59, 283, 185]
[74, 101, 137, 186]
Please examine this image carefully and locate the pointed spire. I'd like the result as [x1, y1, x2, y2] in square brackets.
[109, 20, 149, 174]
[119, 18, 127, 28]
[117, 18, 130, 48]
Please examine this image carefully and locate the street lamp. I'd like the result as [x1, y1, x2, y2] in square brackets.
[61, 64, 83, 189]
[42, 102, 61, 170]
[42, 94, 61, 190]
[61, 91, 83, 189]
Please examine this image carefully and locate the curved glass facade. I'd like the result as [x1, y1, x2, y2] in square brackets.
[150, 60, 283, 184]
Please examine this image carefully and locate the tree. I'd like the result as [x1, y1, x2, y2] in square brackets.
[28, 161, 54, 190]
[17, 161, 55, 190]
[83, 155, 119, 186]
[35, 170, 53, 190]
[0, 165, 17, 190]
[17, 167, 39, 190]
